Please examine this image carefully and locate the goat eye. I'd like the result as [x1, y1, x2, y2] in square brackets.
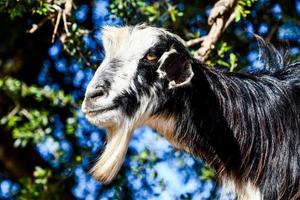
[145, 52, 158, 62]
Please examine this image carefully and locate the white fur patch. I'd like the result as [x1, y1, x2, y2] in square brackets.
[90, 120, 134, 183]
[221, 178, 262, 200]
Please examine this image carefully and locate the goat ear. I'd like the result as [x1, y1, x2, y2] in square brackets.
[157, 49, 194, 89]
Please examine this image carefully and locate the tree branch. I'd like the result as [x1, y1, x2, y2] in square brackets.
[64, 0, 73, 16]
[185, 36, 207, 47]
[186, 0, 237, 62]
[51, 0, 73, 42]
[208, 0, 236, 25]
[27, 14, 55, 34]
[27, 1, 73, 43]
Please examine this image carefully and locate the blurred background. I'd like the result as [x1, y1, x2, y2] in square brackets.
[0, 0, 299, 199]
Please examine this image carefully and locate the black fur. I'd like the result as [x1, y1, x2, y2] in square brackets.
[120, 35, 300, 199]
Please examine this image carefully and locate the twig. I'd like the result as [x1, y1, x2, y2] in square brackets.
[223, 12, 236, 31]
[20, 108, 33, 120]
[186, 0, 237, 62]
[61, 38, 93, 68]
[20, 108, 47, 137]
[64, 0, 73, 16]
[77, 47, 92, 67]
[62, 11, 71, 36]
[52, 9, 62, 43]
[50, 0, 73, 42]
[265, 24, 278, 42]
[7, 105, 20, 119]
[27, 14, 55, 34]
[62, 0, 73, 36]
[185, 36, 207, 47]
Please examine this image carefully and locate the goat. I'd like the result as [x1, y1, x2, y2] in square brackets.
[81, 25, 300, 200]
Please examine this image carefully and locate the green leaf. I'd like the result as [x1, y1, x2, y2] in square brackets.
[229, 53, 238, 72]
[217, 60, 230, 67]
[201, 166, 216, 180]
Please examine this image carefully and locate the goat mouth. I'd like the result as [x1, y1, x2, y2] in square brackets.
[83, 105, 117, 115]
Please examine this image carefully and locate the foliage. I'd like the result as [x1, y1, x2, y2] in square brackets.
[0, 0, 65, 19]
[18, 167, 56, 200]
[110, 0, 183, 25]
[0, 77, 74, 147]
[234, 0, 257, 22]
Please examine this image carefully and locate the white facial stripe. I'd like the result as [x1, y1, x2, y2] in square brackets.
[102, 26, 130, 59]
[110, 60, 138, 99]
[103, 26, 162, 59]
[126, 27, 161, 58]
[101, 26, 162, 103]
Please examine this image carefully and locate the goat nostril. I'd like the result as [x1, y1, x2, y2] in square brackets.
[89, 89, 106, 99]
